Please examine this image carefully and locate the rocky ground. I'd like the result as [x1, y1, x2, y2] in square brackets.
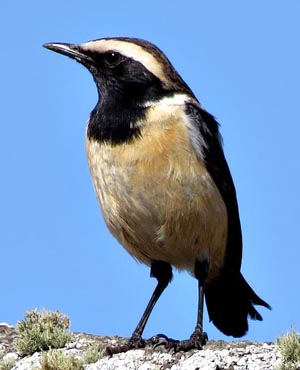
[0, 323, 282, 370]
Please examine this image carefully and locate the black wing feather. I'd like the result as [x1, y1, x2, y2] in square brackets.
[185, 102, 270, 337]
[185, 102, 242, 272]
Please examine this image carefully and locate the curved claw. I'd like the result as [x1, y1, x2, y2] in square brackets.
[149, 333, 179, 349]
[148, 331, 208, 353]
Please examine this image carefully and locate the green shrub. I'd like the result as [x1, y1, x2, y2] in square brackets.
[83, 342, 105, 364]
[277, 328, 300, 370]
[0, 351, 16, 370]
[0, 359, 15, 370]
[36, 349, 84, 370]
[14, 309, 72, 357]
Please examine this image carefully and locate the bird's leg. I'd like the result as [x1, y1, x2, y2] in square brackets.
[185, 258, 209, 347]
[130, 261, 173, 343]
[106, 260, 173, 355]
[151, 259, 209, 352]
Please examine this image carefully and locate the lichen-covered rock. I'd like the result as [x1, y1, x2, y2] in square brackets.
[0, 324, 281, 370]
[85, 342, 281, 370]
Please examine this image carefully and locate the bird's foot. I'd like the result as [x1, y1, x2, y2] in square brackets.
[150, 331, 208, 352]
[106, 334, 146, 356]
[106, 331, 208, 356]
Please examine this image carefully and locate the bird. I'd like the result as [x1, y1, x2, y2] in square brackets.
[43, 37, 270, 354]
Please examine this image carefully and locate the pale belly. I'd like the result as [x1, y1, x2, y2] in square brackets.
[85, 107, 228, 279]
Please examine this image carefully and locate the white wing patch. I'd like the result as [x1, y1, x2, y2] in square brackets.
[142, 93, 192, 108]
[185, 114, 207, 162]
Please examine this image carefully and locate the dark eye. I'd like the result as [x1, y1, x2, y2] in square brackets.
[104, 52, 123, 67]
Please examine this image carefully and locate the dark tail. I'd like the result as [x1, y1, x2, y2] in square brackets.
[205, 272, 271, 337]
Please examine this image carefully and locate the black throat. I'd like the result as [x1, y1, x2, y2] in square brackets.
[87, 98, 146, 144]
[85, 53, 180, 144]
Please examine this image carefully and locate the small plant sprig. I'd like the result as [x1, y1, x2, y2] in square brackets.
[277, 328, 300, 370]
[0, 350, 16, 370]
[14, 309, 72, 357]
[83, 342, 105, 364]
[35, 349, 84, 370]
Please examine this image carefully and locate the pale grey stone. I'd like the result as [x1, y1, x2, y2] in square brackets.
[0, 328, 282, 370]
[3, 352, 18, 362]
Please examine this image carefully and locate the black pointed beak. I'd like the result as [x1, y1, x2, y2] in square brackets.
[43, 42, 94, 66]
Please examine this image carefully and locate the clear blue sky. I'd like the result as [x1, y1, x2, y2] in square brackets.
[1, 1, 299, 343]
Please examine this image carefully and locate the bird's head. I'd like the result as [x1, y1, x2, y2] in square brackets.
[43, 37, 195, 107]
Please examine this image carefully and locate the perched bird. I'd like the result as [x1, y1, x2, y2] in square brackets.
[44, 37, 270, 353]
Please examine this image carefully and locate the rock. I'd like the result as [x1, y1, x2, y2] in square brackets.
[3, 352, 18, 362]
[0, 326, 282, 370]
[11, 352, 41, 370]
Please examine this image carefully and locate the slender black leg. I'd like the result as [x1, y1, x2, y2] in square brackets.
[151, 258, 209, 352]
[106, 260, 173, 355]
[131, 261, 173, 341]
[189, 258, 209, 344]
